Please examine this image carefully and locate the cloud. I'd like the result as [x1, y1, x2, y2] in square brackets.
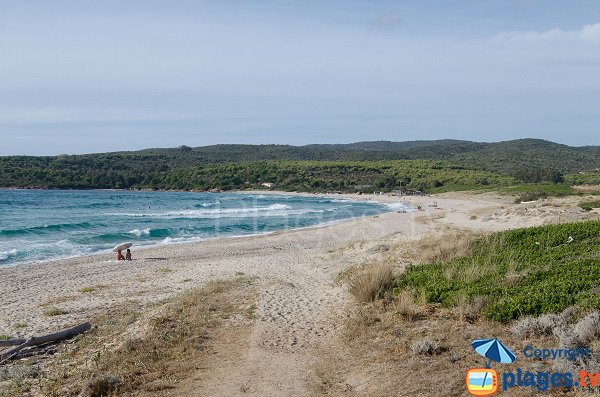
[491, 22, 600, 44]
[1, 3, 599, 152]
[374, 12, 402, 30]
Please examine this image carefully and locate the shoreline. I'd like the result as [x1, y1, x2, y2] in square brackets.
[1, 190, 591, 338]
[0, 190, 436, 337]
[0, 206, 396, 271]
[0, 190, 401, 269]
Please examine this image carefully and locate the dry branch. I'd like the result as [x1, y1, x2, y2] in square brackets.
[0, 338, 26, 347]
[1, 322, 91, 363]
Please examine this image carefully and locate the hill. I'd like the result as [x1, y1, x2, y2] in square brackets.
[135, 139, 599, 175]
[0, 139, 598, 191]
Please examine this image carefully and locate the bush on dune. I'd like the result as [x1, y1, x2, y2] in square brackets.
[348, 263, 395, 303]
[395, 221, 600, 322]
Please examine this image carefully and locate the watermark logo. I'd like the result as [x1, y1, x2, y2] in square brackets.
[465, 338, 600, 393]
[465, 368, 498, 396]
[466, 338, 517, 396]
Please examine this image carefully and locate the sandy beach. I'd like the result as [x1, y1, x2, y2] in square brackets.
[0, 191, 595, 395]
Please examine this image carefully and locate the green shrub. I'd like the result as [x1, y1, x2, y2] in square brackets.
[579, 200, 600, 211]
[396, 221, 600, 322]
[515, 191, 548, 203]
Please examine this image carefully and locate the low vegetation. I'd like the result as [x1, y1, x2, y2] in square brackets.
[501, 184, 578, 203]
[411, 232, 476, 264]
[395, 220, 600, 322]
[42, 307, 69, 317]
[330, 219, 600, 396]
[510, 312, 567, 339]
[347, 263, 395, 303]
[78, 285, 106, 293]
[565, 171, 600, 186]
[393, 288, 423, 320]
[579, 200, 600, 211]
[1, 279, 256, 396]
[328, 221, 600, 395]
[410, 338, 442, 355]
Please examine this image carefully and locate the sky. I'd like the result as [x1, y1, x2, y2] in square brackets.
[0, 0, 599, 155]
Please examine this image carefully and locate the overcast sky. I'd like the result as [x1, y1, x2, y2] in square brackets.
[1, 1, 599, 155]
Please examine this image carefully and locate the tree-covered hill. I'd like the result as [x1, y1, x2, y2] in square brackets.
[132, 139, 599, 174]
[453, 139, 600, 178]
[0, 158, 513, 192]
[0, 139, 598, 192]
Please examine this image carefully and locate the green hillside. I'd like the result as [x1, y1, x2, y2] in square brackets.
[0, 158, 513, 192]
[0, 139, 597, 192]
[129, 139, 600, 174]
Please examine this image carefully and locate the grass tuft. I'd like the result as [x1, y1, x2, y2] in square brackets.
[43, 307, 69, 317]
[80, 374, 121, 397]
[414, 232, 476, 264]
[348, 264, 395, 303]
[393, 289, 422, 320]
[410, 339, 442, 355]
[573, 312, 600, 344]
[79, 285, 107, 293]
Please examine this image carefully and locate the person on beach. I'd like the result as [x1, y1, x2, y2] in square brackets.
[125, 248, 132, 260]
[115, 250, 125, 261]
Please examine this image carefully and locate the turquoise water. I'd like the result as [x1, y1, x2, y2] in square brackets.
[0, 190, 391, 266]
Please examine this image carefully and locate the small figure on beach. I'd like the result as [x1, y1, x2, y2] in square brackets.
[113, 242, 133, 262]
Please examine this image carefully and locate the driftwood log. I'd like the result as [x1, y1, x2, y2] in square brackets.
[0, 322, 91, 363]
[0, 338, 26, 347]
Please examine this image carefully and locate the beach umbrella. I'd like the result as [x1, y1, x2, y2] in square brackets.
[113, 242, 133, 252]
[471, 338, 516, 366]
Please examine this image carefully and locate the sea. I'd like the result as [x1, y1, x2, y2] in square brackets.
[0, 189, 395, 267]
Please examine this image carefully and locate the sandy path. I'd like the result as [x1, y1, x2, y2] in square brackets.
[168, 215, 426, 396]
[1, 192, 592, 395]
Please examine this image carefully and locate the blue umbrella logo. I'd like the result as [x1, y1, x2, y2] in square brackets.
[466, 339, 515, 396]
[472, 338, 517, 368]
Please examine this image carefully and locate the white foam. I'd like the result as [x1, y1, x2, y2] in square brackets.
[0, 249, 17, 261]
[385, 203, 412, 211]
[161, 236, 206, 245]
[107, 204, 326, 219]
[2, 193, 391, 267]
[129, 228, 151, 236]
